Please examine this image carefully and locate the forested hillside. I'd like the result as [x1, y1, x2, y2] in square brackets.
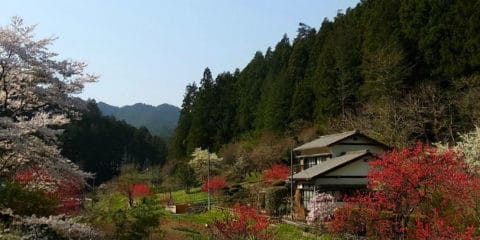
[61, 101, 167, 184]
[171, 0, 480, 160]
[97, 102, 180, 139]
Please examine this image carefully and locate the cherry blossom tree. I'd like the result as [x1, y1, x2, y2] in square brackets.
[436, 126, 480, 173]
[0, 17, 97, 189]
[188, 148, 222, 182]
[306, 192, 337, 225]
[0, 208, 100, 239]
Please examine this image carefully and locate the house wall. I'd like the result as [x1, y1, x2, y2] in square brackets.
[331, 135, 386, 157]
[324, 158, 370, 177]
[311, 158, 370, 186]
[295, 146, 331, 157]
[314, 177, 368, 186]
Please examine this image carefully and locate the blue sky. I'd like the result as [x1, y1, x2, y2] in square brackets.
[0, 1, 359, 107]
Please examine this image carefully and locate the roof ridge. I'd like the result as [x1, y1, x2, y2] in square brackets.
[318, 130, 358, 137]
[293, 130, 359, 151]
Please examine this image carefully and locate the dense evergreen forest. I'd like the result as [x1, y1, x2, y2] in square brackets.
[170, 0, 480, 161]
[61, 101, 167, 184]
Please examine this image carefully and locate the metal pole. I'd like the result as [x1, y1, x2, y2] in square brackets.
[313, 185, 316, 215]
[207, 148, 211, 211]
[290, 150, 293, 219]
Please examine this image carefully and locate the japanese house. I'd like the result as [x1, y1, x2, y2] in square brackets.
[289, 130, 389, 219]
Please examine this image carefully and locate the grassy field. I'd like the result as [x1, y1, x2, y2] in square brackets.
[156, 172, 263, 205]
[273, 223, 333, 240]
[155, 187, 332, 239]
[157, 187, 208, 204]
[90, 188, 331, 239]
[244, 171, 262, 183]
[168, 208, 225, 224]
[162, 208, 329, 240]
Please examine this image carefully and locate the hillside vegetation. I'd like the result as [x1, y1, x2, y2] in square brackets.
[61, 101, 167, 184]
[3, 1, 480, 239]
[98, 102, 180, 139]
[170, 0, 480, 162]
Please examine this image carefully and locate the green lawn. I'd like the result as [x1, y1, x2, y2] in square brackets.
[273, 223, 333, 240]
[168, 209, 225, 224]
[155, 186, 333, 240]
[156, 172, 263, 205]
[164, 209, 332, 240]
[171, 227, 210, 240]
[157, 187, 208, 204]
[244, 171, 262, 183]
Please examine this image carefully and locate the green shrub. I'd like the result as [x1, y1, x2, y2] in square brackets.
[265, 186, 288, 216]
[271, 179, 286, 186]
[127, 197, 162, 238]
[89, 192, 163, 239]
[111, 197, 162, 240]
[0, 181, 58, 216]
[221, 184, 250, 205]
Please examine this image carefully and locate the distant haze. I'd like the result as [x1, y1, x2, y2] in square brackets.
[97, 102, 180, 138]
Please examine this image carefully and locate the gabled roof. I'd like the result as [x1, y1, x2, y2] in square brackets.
[290, 150, 370, 180]
[293, 130, 390, 152]
[293, 130, 359, 151]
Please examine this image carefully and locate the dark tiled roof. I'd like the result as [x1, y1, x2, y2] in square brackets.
[293, 130, 359, 151]
[291, 150, 370, 180]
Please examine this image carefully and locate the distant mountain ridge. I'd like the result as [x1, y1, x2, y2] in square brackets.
[97, 101, 180, 139]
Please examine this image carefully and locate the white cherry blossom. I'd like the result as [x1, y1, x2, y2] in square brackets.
[0, 16, 97, 189]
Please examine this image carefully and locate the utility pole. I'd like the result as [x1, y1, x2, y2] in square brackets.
[290, 150, 294, 219]
[207, 148, 211, 211]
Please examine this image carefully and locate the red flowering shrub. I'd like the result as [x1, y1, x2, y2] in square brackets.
[15, 170, 34, 182]
[414, 210, 477, 240]
[56, 181, 84, 214]
[262, 164, 289, 183]
[201, 176, 226, 193]
[129, 183, 151, 198]
[210, 203, 271, 240]
[329, 204, 373, 235]
[15, 168, 84, 214]
[330, 143, 480, 239]
[0, 181, 58, 216]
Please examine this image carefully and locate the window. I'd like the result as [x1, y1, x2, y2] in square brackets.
[316, 155, 328, 163]
[301, 185, 316, 210]
[303, 155, 330, 169]
[304, 157, 316, 169]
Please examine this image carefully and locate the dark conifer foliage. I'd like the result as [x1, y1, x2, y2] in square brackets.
[171, 0, 480, 158]
[60, 101, 167, 184]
